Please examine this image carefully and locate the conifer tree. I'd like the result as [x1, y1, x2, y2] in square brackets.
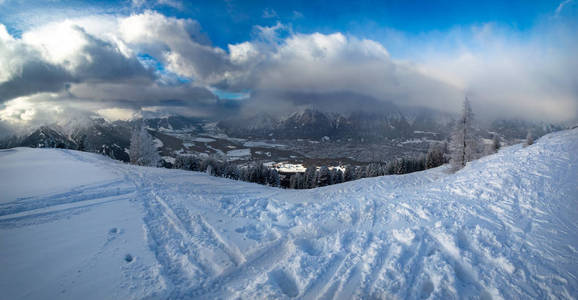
[492, 134, 501, 152]
[129, 124, 160, 167]
[318, 166, 331, 187]
[426, 142, 446, 169]
[524, 131, 533, 147]
[344, 166, 355, 182]
[449, 98, 477, 171]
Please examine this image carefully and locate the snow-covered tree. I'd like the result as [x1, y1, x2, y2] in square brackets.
[343, 166, 355, 182]
[295, 173, 306, 189]
[484, 134, 501, 156]
[426, 142, 446, 169]
[355, 166, 366, 180]
[333, 169, 344, 184]
[289, 173, 298, 189]
[267, 169, 280, 187]
[449, 98, 477, 171]
[129, 125, 160, 167]
[77, 135, 87, 151]
[492, 134, 501, 152]
[223, 163, 240, 180]
[318, 166, 331, 187]
[304, 167, 317, 188]
[174, 155, 201, 171]
[524, 131, 533, 147]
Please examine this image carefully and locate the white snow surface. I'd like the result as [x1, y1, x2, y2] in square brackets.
[0, 129, 577, 299]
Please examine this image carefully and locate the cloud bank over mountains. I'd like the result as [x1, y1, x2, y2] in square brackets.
[0, 8, 577, 133]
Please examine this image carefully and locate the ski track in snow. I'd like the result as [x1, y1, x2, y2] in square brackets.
[0, 129, 577, 299]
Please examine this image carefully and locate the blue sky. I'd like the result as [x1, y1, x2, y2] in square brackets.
[0, 0, 573, 56]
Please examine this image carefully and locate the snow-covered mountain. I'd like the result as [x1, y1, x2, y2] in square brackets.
[217, 108, 445, 140]
[0, 129, 576, 299]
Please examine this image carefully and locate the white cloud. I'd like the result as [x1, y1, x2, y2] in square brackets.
[119, 11, 229, 83]
[0, 10, 576, 129]
[228, 41, 258, 64]
[97, 107, 139, 121]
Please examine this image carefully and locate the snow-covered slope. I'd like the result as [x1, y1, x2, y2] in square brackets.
[0, 129, 577, 300]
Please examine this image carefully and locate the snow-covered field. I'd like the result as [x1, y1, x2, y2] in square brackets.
[0, 129, 577, 299]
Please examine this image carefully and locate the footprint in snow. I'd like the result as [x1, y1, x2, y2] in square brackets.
[124, 254, 134, 263]
[269, 269, 299, 298]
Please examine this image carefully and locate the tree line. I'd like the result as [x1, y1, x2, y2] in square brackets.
[168, 150, 447, 189]
[173, 155, 282, 187]
[287, 153, 443, 189]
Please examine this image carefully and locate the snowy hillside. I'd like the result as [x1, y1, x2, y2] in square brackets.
[0, 129, 577, 299]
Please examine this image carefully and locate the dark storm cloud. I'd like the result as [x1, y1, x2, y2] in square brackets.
[0, 59, 72, 102]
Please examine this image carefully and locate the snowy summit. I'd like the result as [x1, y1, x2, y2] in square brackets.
[0, 129, 577, 299]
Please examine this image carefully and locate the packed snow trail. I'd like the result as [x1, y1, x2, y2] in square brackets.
[0, 129, 577, 299]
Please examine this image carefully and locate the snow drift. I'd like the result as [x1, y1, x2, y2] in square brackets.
[0, 129, 577, 299]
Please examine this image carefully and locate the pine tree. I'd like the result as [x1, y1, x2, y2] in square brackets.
[129, 124, 160, 167]
[224, 163, 240, 180]
[426, 142, 445, 169]
[318, 166, 331, 187]
[343, 166, 355, 182]
[267, 169, 281, 187]
[304, 167, 317, 188]
[492, 134, 501, 152]
[289, 174, 298, 189]
[449, 98, 477, 171]
[334, 169, 344, 184]
[524, 131, 533, 147]
[484, 134, 501, 156]
[297, 173, 306, 189]
[77, 135, 87, 151]
[355, 166, 366, 180]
